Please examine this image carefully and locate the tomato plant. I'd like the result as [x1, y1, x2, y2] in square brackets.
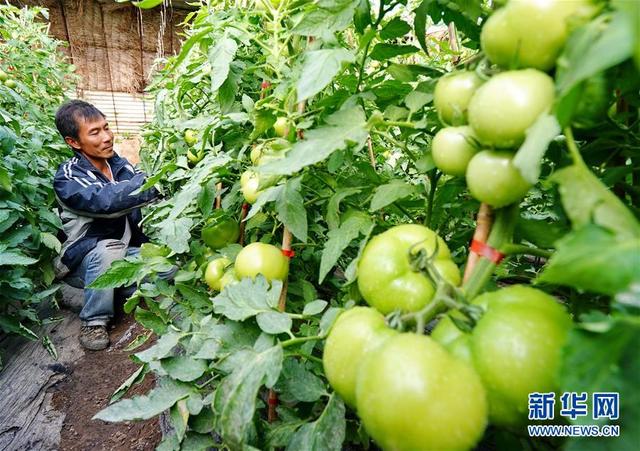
[0, 4, 76, 353]
[88, 0, 640, 449]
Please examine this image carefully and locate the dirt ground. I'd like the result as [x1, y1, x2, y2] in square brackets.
[51, 314, 161, 451]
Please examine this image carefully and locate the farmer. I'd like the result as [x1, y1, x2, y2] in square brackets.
[52, 100, 168, 351]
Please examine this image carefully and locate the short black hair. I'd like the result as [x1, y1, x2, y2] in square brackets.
[55, 100, 106, 139]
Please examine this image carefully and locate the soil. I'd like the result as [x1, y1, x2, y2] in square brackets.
[51, 314, 161, 451]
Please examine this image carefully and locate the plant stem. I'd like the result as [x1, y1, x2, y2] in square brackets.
[463, 204, 519, 300]
[501, 243, 553, 259]
[563, 126, 586, 168]
[424, 170, 440, 228]
[280, 334, 325, 348]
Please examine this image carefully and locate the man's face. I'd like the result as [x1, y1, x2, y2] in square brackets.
[65, 116, 114, 160]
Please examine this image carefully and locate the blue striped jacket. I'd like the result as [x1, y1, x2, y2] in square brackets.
[53, 151, 158, 278]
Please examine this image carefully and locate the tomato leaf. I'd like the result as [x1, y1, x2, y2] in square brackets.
[94, 378, 193, 422]
[157, 216, 193, 254]
[297, 49, 355, 102]
[277, 358, 326, 403]
[161, 356, 209, 382]
[276, 178, 308, 242]
[319, 213, 373, 283]
[285, 393, 346, 451]
[256, 311, 292, 335]
[88, 259, 145, 289]
[213, 276, 283, 321]
[556, 12, 634, 97]
[214, 345, 283, 448]
[208, 36, 237, 92]
[293, 0, 360, 36]
[380, 18, 412, 40]
[414, 0, 435, 55]
[369, 43, 420, 61]
[538, 225, 640, 296]
[134, 307, 168, 335]
[560, 315, 639, 449]
[369, 180, 417, 212]
[551, 163, 640, 240]
[258, 107, 368, 176]
[353, 0, 372, 34]
[131, 0, 164, 9]
[326, 187, 362, 230]
[513, 113, 561, 184]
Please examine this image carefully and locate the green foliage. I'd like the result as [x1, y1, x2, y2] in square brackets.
[95, 0, 640, 449]
[0, 4, 75, 342]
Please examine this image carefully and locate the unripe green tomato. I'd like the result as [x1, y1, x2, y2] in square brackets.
[240, 170, 261, 204]
[572, 72, 611, 129]
[471, 285, 572, 426]
[481, 0, 597, 71]
[201, 211, 240, 250]
[323, 307, 397, 408]
[468, 69, 555, 148]
[0, 69, 8, 82]
[273, 116, 290, 137]
[187, 149, 202, 164]
[357, 224, 461, 314]
[235, 242, 289, 283]
[431, 315, 473, 364]
[204, 257, 231, 291]
[4, 79, 17, 89]
[434, 71, 484, 126]
[356, 334, 488, 451]
[184, 129, 198, 146]
[466, 150, 531, 208]
[219, 269, 239, 291]
[250, 145, 265, 165]
[431, 126, 479, 176]
[139, 243, 171, 259]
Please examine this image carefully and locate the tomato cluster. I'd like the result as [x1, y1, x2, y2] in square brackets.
[432, 0, 598, 208]
[357, 224, 460, 314]
[324, 285, 572, 449]
[203, 242, 289, 291]
[241, 139, 290, 204]
[323, 307, 488, 451]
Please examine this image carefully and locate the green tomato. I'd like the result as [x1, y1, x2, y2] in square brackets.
[187, 149, 203, 164]
[431, 126, 479, 176]
[201, 211, 240, 250]
[184, 129, 198, 146]
[471, 285, 572, 426]
[219, 268, 239, 291]
[139, 243, 170, 259]
[431, 314, 473, 364]
[481, 0, 597, 71]
[434, 71, 484, 126]
[235, 242, 289, 283]
[468, 69, 555, 148]
[273, 116, 290, 137]
[323, 307, 396, 408]
[466, 150, 531, 208]
[0, 69, 7, 82]
[4, 79, 17, 89]
[357, 224, 461, 314]
[204, 257, 232, 291]
[240, 170, 261, 204]
[356, 333, 488, 451]
[572, 72, 611, 129]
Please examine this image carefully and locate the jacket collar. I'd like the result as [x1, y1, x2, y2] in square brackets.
[73, 151, 128, 176]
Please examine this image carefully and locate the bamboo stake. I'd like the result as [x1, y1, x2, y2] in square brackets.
[462, 203, 493, 283]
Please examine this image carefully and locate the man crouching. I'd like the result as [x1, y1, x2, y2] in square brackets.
[52, 100, 166, 350]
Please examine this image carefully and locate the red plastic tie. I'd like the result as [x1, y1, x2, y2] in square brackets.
[267, 395, 278, 406]
[470, 239, 505, 264]
[281, 249, 295, 258]
[261, 81, 271, 90]
[242, 203, 250, 212]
